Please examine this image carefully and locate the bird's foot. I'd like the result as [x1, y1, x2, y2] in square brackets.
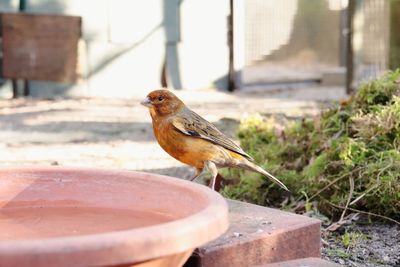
[189, 162, 218, 191]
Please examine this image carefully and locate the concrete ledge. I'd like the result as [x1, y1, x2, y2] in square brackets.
[259, 257, 341, 267]
[321, 68, 346, 86]
[185, 200, 321, 267]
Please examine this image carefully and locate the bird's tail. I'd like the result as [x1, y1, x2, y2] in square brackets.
[238, 160, 289, 192]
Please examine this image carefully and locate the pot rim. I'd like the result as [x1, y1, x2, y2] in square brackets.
[0, 166, 229, 266]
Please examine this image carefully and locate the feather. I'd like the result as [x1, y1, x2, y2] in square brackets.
[172, 107, 253, 161]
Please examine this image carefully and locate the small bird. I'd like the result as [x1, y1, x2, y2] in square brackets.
[141, 89, 288, 191]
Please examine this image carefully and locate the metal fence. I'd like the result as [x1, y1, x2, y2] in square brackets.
[352, 0, 390, 87]
[241, 0, 344, 86]
[236, 0, 394, 91]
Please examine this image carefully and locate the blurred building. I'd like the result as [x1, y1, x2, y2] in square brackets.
[0, 0, 398, 97]
[0, 0, 230, 97]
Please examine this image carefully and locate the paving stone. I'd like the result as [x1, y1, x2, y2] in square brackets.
[259, 257, 341, 267]
[184, 200, 321, 267]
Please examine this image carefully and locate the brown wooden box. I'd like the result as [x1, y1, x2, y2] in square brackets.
[0, 13, 81, 83]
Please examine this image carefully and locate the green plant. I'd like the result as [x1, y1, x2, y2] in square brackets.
[341, 231, 367, 248]
[222, 70, 400, 221]
[327, 248, 351, 259]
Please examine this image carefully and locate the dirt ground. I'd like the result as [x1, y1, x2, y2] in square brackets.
[2, 86, 398, 266]
[1, 86, 339, 175]
[322, 224, 400, 267]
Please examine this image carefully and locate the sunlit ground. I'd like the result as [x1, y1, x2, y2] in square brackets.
[0, 86, 346, 179]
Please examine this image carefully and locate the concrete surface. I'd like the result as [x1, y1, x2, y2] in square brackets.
[184, 200, 321, 267]
[0, 86, 347, 179]
[260, 257, 341, 267]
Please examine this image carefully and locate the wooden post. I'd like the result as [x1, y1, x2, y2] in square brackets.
[11, 79, 18, 98]
[19, 0, 27, 11]
[19, 0, 30, 96]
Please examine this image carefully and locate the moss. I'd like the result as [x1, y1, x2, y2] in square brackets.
[223, 70, 400, 221]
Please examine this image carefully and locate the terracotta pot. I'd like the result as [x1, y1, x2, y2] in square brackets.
[0, 167, 228, 267]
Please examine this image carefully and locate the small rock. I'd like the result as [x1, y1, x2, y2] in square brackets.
[256, 229, 264, 233]
[261, 221, 272, 225]
[233, 232, 242, 238]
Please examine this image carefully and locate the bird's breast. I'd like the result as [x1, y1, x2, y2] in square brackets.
[154, 121, 187, 156]
[152, 119, 227, 169]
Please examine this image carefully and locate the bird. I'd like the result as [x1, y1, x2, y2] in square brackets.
[141, 89, 288, 191]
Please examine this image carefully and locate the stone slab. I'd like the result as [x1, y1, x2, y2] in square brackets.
[259, 257, 341, 267]
[321, 68, 346, 86]
[184, 200, 321, 267]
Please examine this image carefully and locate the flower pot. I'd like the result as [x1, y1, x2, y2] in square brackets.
[0, 167, 228, 267]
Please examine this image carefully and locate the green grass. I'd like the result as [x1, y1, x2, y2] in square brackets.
[326, 248, 351, 259]
[341, 231, 367, 248]
[222, 70, 400, 221]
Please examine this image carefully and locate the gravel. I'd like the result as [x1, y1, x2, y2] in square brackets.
[322, 224, 400, 267]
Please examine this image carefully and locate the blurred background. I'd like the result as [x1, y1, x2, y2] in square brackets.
[0, 0, 398, 171]
[0, 0, 398, 98]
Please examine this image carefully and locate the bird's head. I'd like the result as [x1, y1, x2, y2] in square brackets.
[141, 89, 185, 117]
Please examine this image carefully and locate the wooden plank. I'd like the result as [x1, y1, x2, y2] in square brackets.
[0, 13, 81, 83]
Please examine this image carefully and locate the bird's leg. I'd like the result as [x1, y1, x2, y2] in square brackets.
[190, 162, 218, 190]
[195, 161, 218, 190]
[207, 162, 218, 190]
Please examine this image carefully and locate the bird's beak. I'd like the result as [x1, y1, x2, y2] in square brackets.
[140, 97, 152, 108]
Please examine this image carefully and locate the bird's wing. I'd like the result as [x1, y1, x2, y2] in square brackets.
[172, 108, 253, 161]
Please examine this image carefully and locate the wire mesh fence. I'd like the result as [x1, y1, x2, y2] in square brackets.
[241, 0, 344, 85]
[238, 0, 394, 90]
[352, 0, 390, 87]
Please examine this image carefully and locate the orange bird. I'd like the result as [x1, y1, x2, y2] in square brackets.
[141, 89, 288, 191]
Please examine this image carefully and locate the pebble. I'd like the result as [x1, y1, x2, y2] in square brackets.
[233, 232, 242, 238]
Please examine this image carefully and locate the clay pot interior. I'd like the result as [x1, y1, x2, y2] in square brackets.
[0, 167, 228, 267]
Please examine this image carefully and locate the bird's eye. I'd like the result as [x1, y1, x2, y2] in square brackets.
[158, 96, 164, 102]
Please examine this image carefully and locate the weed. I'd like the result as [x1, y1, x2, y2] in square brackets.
[327, 248, 351, 259]
[341, 231, 367, 248]
[222, 70, 400, 221]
